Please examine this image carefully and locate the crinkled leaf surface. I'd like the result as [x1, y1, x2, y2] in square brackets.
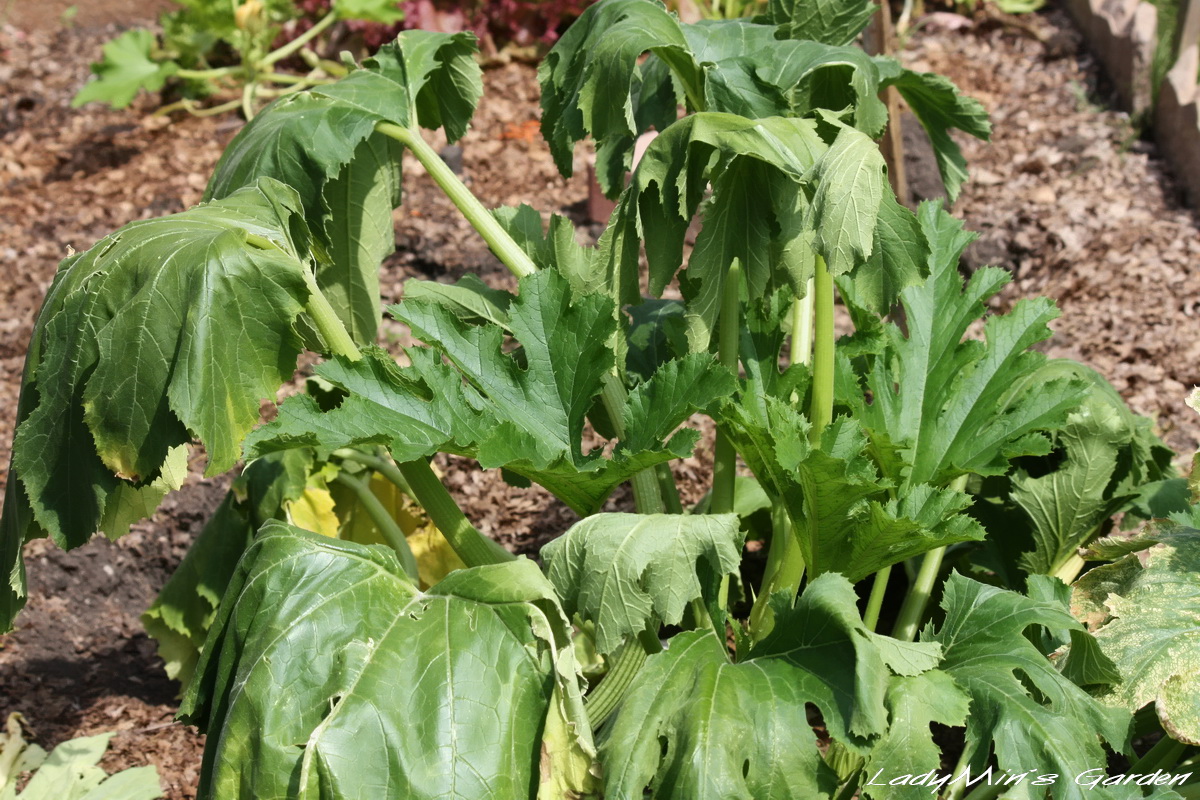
[922, 573, 1132, 800]
[541, 513, 743, 655]
[601, 575, 940, 799]
[721, 399, 984, 581]
[1072, 525, 1200, 744]
[758, 0, 876, 45]
[1, 179, 313, 631]
[72, 29, 177, 109]
[183, 523, 591, 799]
[206, 32, 481, 343]
[839, 203, 1088, 488]
[860, 671, 970, 800]
[248, 271, 734, 514]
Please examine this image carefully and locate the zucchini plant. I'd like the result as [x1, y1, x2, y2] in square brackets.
[4, 0, 1200, 797]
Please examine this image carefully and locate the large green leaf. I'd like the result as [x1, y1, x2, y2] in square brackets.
[72, 29, 178, 109]
[183, 523, 594, 799]
[207, 31, 481, 343]
[541, 513, 743, 655]
[602, 575, 938, 799]
[248, 271, 735, 514]
[1073, 525, 1200, 744]
[1, 179, 315, 631]
[839, 203, 1089, 488]
[923, 573, 1132, 800]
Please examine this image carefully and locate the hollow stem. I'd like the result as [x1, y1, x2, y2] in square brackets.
[711, 261, 743, 516]
[332, 449, 413, 496]
[893, 473, 970, 642]
[1051, 551, 1087, 585]
[175, 65, 238, 80]
[332, 472, 418, 580]
[863, 565, 891, 632]
[1131, 735, 1189, 775]
[301, 269, 361, 360]
[656, 463, 683, 513]
[376, 122, 537, 278]
[809, 255, 835, 441]
[155, 97, 244, 117]
[397, 459, 513, 567]
[583, 629, 660, 728]
[260, 10, 337, 67]
[791, 278, 815, 367]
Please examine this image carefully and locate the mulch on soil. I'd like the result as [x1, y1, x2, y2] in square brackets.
[1, 3, 1199, 797]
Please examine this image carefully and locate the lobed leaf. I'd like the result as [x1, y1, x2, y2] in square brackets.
[248, 271, 734, 515]
[923, 573, 1132, 800]
[72, 29, 177, 109]
[541, 513, 743, 655]
[838, 202, 1090, 488]
[758, 0, 877, 46]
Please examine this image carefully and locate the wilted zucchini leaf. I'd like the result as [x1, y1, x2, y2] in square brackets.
[206, 31, 482, 343]
[249, 270, 734, 514]
[183, 523, 595, 799]
[1073, 525, 1200, 744]
[757, 0, 876, 46]
[839, 202, 1089, 488]
[601, 575, 940, 799]
[0, 179, 317, 632]
[922, 573, 1132, 800]
[541, 513, 743, 655]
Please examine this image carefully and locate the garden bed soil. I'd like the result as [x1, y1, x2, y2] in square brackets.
[1, 3, 1198, 797]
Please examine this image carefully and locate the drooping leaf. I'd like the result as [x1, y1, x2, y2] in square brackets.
[837, 188, 929, 317]
[839, 202, 1089, 488]
[206, 32, 481, 343]
[922, 573, 1132, 800]
[758, 0, 877, 46]
[541, 513, 743, 655]
[538, 0, 701, 195]
[401, 274, 512, 329]
[72, 29, 178, 109]
[183, 523, 594, 799]
[0, 179, 315, 630]
[875, 60, 992, 202]
[142, 449, 312, 689]
[335, 0, 405, 23]
[1072, 525, 1200, 744]
[1023, 574, 1121, 688]
[248, 271, 734, 514]
[860, 671, 970, 800]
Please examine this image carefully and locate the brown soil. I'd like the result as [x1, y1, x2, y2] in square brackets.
[1, 3, 1198, 798]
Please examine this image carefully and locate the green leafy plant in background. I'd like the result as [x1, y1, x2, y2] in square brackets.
[5, 0, 1200, 797]
[72, 0, 405, 117]
[0, 714, 162, 800]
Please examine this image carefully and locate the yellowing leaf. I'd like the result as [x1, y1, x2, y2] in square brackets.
[286, 487, 340, 538]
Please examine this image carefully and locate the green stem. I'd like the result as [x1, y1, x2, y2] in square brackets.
[332, 449, 413, 495]
[301, 269, 361, 360]
[155, 97, 243, 117]
[893, 473, 970, 642]
[711, 261, 743, 517]
[174, 65, 238, 80]
[863, 564, 891, 632]
[1051, 551, 1087, 585]
[809, 255, 835, 442]
[958, 781, 1006, 800]
[260, 10, 337, 68]
[656, 463, 683, 513]
[599, 374, 666, 514]
[240, 80, 256, 120]
[1131, 735, 1189, 774]
[261, 71, 317, 84]
[332, 472, 418, 580]
[397, 459, 513, 567]
[583, 630, 660, 728]
[375, 122, 537, 279]
[791, 278, 815, 367]
[943, 740, 977, 800]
